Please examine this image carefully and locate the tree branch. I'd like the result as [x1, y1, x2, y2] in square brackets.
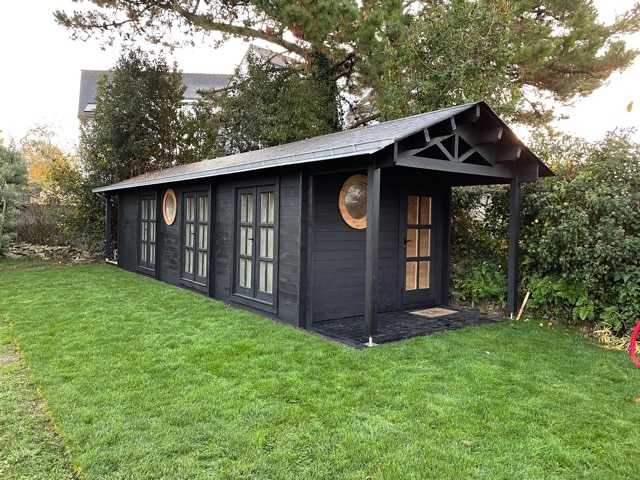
[347, 112, 380, 130]
[171, 3, 310, 59]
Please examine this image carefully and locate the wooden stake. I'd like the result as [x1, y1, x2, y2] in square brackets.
[516, 291, 531, 321]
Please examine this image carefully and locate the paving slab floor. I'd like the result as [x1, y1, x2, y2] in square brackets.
[311, 307, 505, 349]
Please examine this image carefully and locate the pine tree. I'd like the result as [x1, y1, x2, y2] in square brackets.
[56, 1, 640, 127]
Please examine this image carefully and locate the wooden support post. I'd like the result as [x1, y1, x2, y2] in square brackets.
[365, 164, 381, 337]
[507, 177, 521, 315]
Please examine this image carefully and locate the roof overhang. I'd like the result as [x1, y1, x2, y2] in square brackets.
[93, 102, 552, 194]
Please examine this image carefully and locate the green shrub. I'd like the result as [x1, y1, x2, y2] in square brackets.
[521, 131, 640, 333]
[451, 260, 506, 308]
[450, 185, 509, 308]
[0, 145, 29, 254]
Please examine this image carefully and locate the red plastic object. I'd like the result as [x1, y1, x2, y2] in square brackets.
[630, 320, 640, 368]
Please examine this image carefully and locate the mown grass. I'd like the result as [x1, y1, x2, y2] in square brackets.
[0, 315, 77, 479]
[1, 263, 639, 479]
[0, 255, 61, 271]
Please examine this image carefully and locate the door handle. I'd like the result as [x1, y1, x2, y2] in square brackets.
[403, 237, 411, 248]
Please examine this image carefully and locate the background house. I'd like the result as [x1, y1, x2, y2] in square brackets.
[77, 70, 232, 119]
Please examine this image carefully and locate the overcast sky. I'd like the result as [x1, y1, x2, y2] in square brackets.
[0, 0, 638, 151]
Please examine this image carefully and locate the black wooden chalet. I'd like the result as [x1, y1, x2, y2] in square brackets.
[94, 102, 552, 342]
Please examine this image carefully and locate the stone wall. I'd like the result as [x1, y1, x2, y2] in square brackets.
[4, 242, 94, 262]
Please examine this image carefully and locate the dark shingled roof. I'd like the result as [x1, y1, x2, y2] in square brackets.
[94, 102, 550, 193]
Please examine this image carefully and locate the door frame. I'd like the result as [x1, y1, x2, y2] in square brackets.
[231, 182, 279, 313]
[398, 189, 442, 308]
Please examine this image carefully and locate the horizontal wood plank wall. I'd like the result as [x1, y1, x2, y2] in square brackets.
[278, 175, 302, 325]
[214, 182, 234, 301]
[312, 173, 366, 321]
[311, 172, 400, 322]
[377, 178, 400, 312]
[118, 190, 143, 273]
[159, 185, 181, 286]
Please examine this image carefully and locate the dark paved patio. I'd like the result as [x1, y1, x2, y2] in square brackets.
[311, 307, 505, 348]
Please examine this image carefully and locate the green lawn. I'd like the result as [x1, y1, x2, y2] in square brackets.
[1, 264, 639, 479]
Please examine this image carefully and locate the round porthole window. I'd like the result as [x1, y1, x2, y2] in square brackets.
[163, 189, 177, 225]
[339, 174, 367, 229]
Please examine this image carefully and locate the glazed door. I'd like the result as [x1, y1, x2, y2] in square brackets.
[235, 187, 276, 305]
[402, 194, 436, 305]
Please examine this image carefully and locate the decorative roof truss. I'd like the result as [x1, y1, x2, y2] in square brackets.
[395, 104, 539, 182]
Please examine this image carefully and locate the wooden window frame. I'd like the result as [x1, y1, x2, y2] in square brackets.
[181, 191, 209, 285]
[338, 174, 368, 229]
[138, 195, 156, 271]
[162, 188, 177, 225]
[233, 185, 278, 308]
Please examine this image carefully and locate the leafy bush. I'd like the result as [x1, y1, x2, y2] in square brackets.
[451, 260, 506, 308]
[450, 185, 509, 308]
[521, 131, 640, 332]
[0, 145, 28, 254]
[451, 131, 640, 334]
[16, 202, 75, 246]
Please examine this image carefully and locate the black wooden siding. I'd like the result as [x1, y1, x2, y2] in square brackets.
[277, 174, 302, 325]
[310, 172, 400, 323]
[114, 167, 450, 328]
[210, 174, 301, 325]
[213, 182, 233, 300]
[158, 186, 181, 286]
[118, 190, 146, 273]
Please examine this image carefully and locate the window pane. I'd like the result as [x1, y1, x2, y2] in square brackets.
[419, 229, 430, 257]
[149, 244, 155, 263]
[141, 200, 149, 220]
[240, 226, 252, 255]
[141, 223, 148, 242]
[150, 200, 156, 221]
[198, 251, 207, 278]
[141, 244, 147, 263]
[185, 249, 193, 274]
[260, 192, 272, 223]
[259, 260, 273, 294]
[241, 194, 247, 222]
[186, 196, 195, 221]
[240, 258, 252, 288]
[199, 196, 208, 222]
[267, 192, 275, 222]
[260, 226, 274, 259]
[407, 196, 419, 224]
[241, 193, 253, 222]
[186, 223, 195, 248]
[420, 197, 431, 225]
[406, 261, 417, 291]
[239, 258, 246, 287]
[419, 261, 430, 289]
[406, 229, 418, 258]
[199, 224, 208, 249]
[150, 221, 156, 243]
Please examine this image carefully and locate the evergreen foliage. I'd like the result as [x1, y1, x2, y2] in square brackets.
[80, 48, 188, 186]
[76, 47, 196, 250]
[373, 0, 521, 122]
[521, 131, 640, 332]
[0, 145, 28, 253]
[56, 0, 640, 127]
[452, 131, 640, 334]
[192, 49, 340, 156]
